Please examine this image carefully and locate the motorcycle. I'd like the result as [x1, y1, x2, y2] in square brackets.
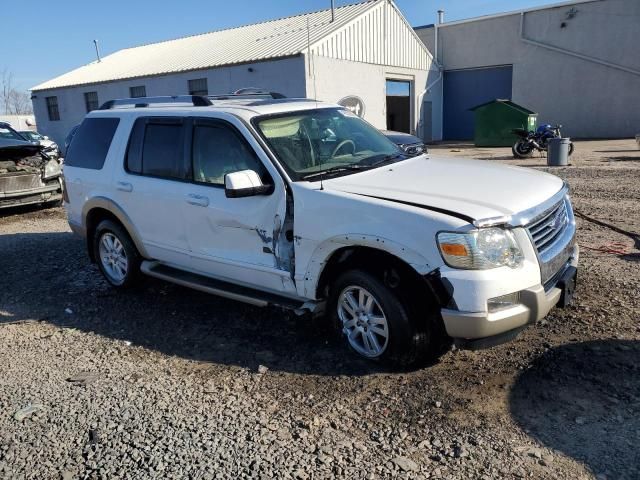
[511, 124, 574, 159]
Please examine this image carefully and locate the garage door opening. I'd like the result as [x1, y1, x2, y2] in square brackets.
[386, 80, 411, 133]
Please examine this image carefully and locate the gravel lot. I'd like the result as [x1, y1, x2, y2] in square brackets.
[1, 139, 638, 479]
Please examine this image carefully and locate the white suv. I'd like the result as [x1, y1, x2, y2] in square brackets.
[63, 95, 578, 368]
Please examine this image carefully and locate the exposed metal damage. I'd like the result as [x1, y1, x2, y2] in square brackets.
[0, 140, 63, 209]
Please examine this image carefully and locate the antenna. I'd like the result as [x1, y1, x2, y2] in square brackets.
[331, 0, 335, 22]
[307, 17, 324, 190]
[93, 39, 101, 62]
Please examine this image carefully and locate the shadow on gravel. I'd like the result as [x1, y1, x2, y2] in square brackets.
[0, 202, 60, 218]
[510, 340, 640, 480]
[0, 232, 384, 376]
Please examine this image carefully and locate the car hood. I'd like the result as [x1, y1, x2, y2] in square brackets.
[381, 130, 422, 145]
[323, 155, 564, 222]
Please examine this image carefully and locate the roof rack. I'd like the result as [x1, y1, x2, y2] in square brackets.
[99, 95, 212, 110]
[208, 89, 286, 100]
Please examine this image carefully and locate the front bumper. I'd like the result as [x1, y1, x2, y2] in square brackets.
[441, 245, 579, 347]
[0, 180, 62, 209]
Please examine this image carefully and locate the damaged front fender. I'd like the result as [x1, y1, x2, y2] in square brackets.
[297, 234, 434, 299]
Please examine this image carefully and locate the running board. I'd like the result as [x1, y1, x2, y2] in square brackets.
[141, 261, 305, 309]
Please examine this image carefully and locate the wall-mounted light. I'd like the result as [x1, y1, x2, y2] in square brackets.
[248, 67, 254, 73]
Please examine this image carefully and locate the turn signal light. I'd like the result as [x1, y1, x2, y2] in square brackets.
[440, 243, 468, 257]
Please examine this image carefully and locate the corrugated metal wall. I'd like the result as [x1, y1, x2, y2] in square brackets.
[311, 0, 430, 70]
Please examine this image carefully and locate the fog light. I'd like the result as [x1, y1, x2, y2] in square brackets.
[488, 292, 521, 312]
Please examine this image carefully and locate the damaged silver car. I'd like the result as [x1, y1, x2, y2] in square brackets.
[0, 124, 63, 209]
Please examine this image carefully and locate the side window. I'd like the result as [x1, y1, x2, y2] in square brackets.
[126, 118, 186, 180]
[65, 117, 120, 169]
[192, 122, 269, 186]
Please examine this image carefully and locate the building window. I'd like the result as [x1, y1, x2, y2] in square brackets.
[129, 86, 146, 98]
[46, 96, 60, 121]
[84, 91, 99, 112]
[188, 78, 208, 96]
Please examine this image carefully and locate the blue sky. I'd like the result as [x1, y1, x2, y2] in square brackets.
[4, 0, 555, 91]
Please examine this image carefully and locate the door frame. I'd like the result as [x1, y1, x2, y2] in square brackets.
[384, 73, 415, 134]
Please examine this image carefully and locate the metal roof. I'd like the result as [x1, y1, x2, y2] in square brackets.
[32, 1, 383, 92]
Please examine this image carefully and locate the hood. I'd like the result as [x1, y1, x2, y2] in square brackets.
[0, 138, 44, 161]
[381, 130, 422, 145]
[324, 155, 564, 222]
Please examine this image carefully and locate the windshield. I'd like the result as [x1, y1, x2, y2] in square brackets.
[0, 126, 26, 141]
[20, 132, 42, 140]
[255, 108, 405, 181]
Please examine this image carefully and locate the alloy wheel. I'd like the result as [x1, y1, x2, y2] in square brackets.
[98, 232, 128, 284]
[337, 286, 389, 358]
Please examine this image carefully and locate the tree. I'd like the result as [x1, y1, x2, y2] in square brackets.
[1, 68, 33, 115]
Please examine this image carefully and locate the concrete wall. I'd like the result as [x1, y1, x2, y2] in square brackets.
[32, 56, 307, 146]
[306, 55, 440, 139]
[416, 0, 640, 138]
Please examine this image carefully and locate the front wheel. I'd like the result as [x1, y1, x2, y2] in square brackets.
[329, 269, 450, 368]
[512, 139, 534, 158]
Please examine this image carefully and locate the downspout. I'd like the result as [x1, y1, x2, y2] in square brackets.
[519, 12, 640, 77]
[418, 11, 444, 140]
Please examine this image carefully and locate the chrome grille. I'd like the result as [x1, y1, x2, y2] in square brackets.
[526, 200, 569, 255]
[0, 173, 42, 193]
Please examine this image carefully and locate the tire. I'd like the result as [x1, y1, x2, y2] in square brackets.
[93, 219, 142, 289]
[328, 269, 450, 369]
[512, 140, 534, 159]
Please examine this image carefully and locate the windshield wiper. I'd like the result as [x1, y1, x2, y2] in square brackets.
[302, 164, 370, 180]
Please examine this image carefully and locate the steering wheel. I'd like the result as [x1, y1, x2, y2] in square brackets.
[331, 139, 356, 158]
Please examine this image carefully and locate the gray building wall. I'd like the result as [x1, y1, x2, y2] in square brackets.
[32, 56, 307, 146]
[416, 0, 640, 138]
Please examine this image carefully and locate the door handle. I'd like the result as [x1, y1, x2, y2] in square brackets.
[116, 181, 133, 192]
[186, 193, 209, 207]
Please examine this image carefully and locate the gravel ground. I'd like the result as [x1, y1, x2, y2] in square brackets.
[0, 139, 638, 479]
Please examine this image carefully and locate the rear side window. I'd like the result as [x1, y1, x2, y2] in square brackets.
[65, 117, 119, 169]
[126, 117, 186, 180]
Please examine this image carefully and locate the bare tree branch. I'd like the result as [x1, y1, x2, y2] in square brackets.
[1, 68, 33, 115]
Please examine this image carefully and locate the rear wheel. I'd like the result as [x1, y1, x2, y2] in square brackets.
[512, 139, 534, 158]
[93, 220, 141, 289]
[329, 269, 450, 368]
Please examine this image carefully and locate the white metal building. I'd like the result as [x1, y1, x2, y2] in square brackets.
[31, 0, 439, 146]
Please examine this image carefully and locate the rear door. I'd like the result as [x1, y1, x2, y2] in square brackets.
[181, 116, 295, 296]
[112, 116, 193, 266]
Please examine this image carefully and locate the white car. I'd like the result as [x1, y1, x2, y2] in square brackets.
[63, 95, 578, 368]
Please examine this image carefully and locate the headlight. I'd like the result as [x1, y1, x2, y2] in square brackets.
[43, 159, 61, 179]
[437, 228, 523, 269]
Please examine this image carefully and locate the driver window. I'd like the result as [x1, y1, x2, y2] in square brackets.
[192, 123, 268, 186]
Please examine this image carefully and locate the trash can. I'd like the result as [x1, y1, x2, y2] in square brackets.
[470, 99, 537, 147]
[547, 138, 571, 166]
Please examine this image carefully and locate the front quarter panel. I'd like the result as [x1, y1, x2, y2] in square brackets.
[291, 183, 467, 299]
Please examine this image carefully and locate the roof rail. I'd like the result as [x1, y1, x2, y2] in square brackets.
[99, 95, 212, 110]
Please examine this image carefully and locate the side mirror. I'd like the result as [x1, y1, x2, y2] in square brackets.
[224, 170, 272, 198]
